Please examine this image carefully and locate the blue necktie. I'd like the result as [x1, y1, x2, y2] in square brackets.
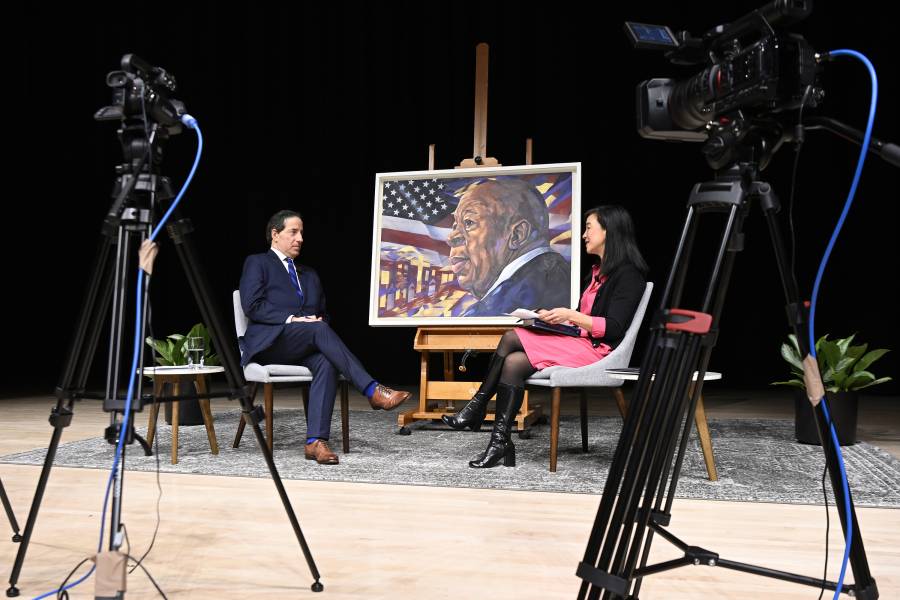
[285, 257, 305, 307]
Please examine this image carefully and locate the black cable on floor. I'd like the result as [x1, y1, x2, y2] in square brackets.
[816, 460, 830, 600]
[131, 303, 164, 574]
[818, 417, 835, 600]
[126, 552, 168, 599]
[55, 557, 90, 599]
[129, 412, 163, 575]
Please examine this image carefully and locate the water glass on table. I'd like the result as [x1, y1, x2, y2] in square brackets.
[186, 336, 204, 369]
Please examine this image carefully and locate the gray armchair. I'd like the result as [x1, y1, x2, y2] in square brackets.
[526, 283, 653, 472]
[231, 290, 350, 453]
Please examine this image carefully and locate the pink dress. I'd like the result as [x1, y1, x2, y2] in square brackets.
[514, 264, 612, 370]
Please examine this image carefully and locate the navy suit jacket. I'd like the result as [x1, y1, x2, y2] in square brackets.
[462, 251, 571, 317]
[239, 250, 329, 366]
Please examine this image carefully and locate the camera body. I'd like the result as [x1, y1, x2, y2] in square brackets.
[95, 54, 185, 131]
[628, 0, 822, 154]
[95, 55, 186, 225]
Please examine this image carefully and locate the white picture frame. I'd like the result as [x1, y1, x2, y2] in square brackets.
[369, 162, 581, 326]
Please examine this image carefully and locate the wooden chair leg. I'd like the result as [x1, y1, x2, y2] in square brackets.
[340, 380, 350, 454]
[171, 383, 180, 465]
[232, 414, 246, 448]
[232, 382, 258, 449]
[550, 387, 561, 472]
[579, 389, 589, 452]
[613, 387, 628, 418]
[195, 376, 218, 455]
[264, 383, 274, 453]
[693, 395, 718, 481]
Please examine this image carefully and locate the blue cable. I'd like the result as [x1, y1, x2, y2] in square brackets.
[807, 49, 877, 600]
[152, 114, 202, 243]
[32, 114, 201, 600]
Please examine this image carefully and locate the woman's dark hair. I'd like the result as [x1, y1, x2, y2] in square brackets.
[584, 205, 648, 276]
[266, 209, 303, 244]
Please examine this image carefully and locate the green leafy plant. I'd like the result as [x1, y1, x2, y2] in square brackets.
[773, 333, 892, 392]
[145, 323, 220, 367]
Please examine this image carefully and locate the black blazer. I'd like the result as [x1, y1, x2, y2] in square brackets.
[583, 263, 647, 349]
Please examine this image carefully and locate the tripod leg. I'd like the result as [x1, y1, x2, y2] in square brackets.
[760, 195, 878, 595]
[577, 332, 672, 599]
[615, 194, 745, 595]
[7, 223, 130, 594]
[579, 189, 740, 599]
[0, 477, 21, 542]
[580, 169, 879, 600]
[6, 402, 73, 597]
[166, 215, 324, 591]
[611, 334, 704, 592]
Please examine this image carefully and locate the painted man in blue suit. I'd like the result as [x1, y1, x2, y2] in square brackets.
[448, 178, 571, 316]
[239, 210, 410, 464]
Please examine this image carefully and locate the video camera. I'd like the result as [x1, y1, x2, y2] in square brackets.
[93, 54, 187, 225]
[627, 0, 823, 169]
[94, 53, 186, 132]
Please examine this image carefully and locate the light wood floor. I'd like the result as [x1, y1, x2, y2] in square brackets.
[1, 388, 898, 599]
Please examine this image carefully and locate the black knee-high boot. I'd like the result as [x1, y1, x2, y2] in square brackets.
[442, 352, 505, 432]
[469, 383, 524, 468]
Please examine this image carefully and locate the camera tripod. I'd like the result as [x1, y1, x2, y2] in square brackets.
[576, 163, 878, 599]
[0, 478, 21, 544]
[6, 124, 323, 597]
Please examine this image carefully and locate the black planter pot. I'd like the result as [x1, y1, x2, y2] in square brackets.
[164, 399, 204, 426]
[794, 390, 859, 446]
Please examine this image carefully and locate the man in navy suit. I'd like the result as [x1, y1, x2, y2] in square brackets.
[239, 210, 410, 464]
[447, 178, 571, 316]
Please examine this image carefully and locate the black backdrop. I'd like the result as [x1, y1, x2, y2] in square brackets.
[6, 1, 897, 397]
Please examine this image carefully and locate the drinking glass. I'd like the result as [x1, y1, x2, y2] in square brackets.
[186, 336, 204, 369]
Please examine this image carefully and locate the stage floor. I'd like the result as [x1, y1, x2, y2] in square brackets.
[2, 387, 898, 599]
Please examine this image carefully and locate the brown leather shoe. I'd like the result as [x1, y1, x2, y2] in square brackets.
[369, 384, 411, 411]
[304, 440, 339, 465]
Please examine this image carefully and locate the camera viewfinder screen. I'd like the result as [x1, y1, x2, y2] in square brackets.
[625, 23, 678, 49]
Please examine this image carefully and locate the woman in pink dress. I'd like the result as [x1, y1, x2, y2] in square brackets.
[443, 205, 649, 468]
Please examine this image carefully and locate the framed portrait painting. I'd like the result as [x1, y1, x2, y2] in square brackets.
[369, 163, 581, 326]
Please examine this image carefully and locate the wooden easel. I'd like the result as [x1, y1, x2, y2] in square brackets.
[398, 43, 542, 435]
[397, 328, 542, 434]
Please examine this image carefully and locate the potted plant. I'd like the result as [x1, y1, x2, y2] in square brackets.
[145, 323, 220, 367]
[145, 323, 220, 425]
[773, 333, 892, 445]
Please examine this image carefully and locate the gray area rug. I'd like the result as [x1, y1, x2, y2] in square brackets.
[2, 409, 898, 507]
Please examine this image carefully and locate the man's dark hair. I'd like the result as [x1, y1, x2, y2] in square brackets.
[585, 205, 648, 276]
[266, 209, 302, 245]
